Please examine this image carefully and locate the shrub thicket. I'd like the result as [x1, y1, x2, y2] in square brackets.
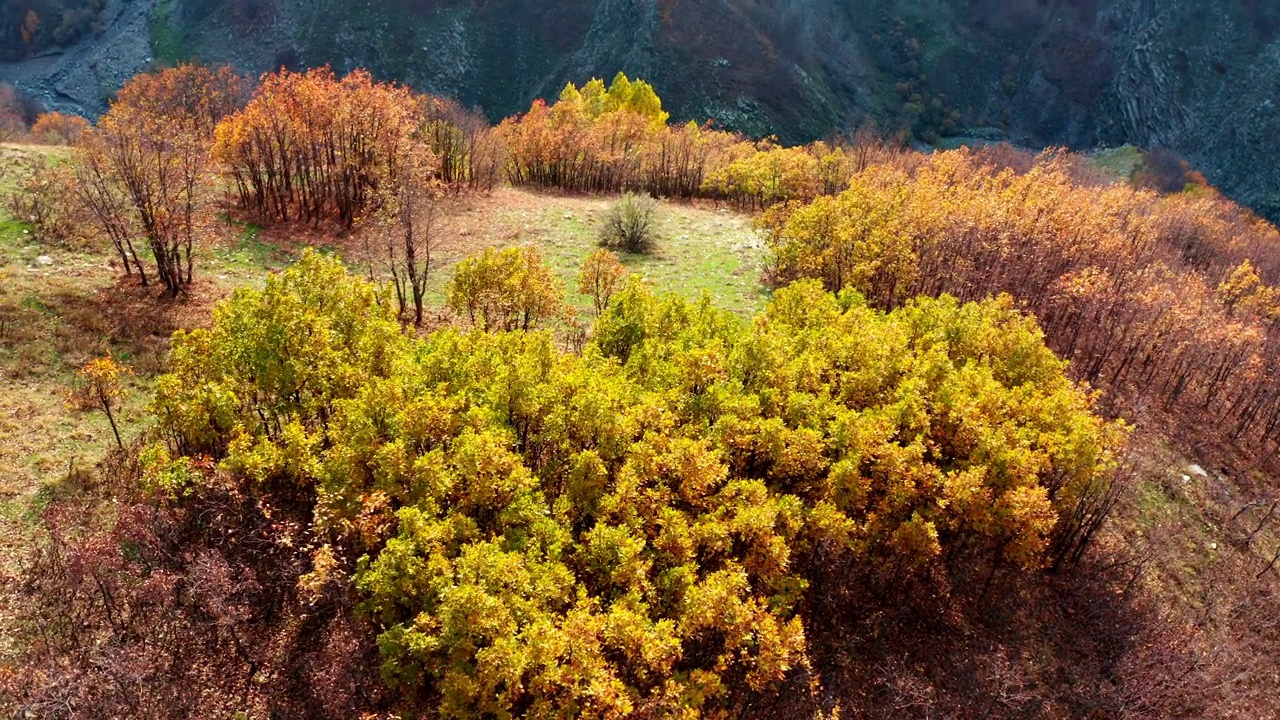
[760, 147, 1280, 464]
[213, 67, 501, 227]
[29, 111, 88, 145]
[212, 68, 418, 228]
[141, 251, 1122, 717]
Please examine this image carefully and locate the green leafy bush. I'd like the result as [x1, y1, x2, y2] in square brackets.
[151, 253, 1124, 717]
[149, 250, 408, 459]
[446, 245, 565, 331]
[598, 192, 659, 254]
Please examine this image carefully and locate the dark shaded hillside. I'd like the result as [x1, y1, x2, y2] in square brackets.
[2, 0, 1279, 217]
[0, 0, 105, 59]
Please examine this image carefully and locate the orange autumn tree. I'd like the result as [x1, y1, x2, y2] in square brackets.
[111, 64, 246, 137]
[76, 64, 244, 296]
[213, 67, 420, 227]
[578, 249, 627, 316]
[30, 111, 88, 145]
[19, 9, 39, 45]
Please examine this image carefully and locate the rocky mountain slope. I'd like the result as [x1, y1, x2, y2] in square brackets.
[1, 0, 1278, 217]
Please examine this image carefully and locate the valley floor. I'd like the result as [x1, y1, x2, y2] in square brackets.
[1, 144, 1278, 717]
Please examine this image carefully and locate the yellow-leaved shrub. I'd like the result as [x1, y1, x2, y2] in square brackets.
[151, 253, 1123, 717]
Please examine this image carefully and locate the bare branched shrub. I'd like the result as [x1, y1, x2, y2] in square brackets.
[420, 95, 505, 192]
[1, 468, 392, 719]
[6, 156, 80, 245]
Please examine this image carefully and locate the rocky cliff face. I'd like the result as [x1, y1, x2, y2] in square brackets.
[1097, 0, 1280, 217]
[1, 0, 1278, 217]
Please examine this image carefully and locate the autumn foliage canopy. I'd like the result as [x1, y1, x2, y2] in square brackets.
[140, 252, 1122, 717]
[22, 62, 1280, 717]
[760, 148, 1280, 462]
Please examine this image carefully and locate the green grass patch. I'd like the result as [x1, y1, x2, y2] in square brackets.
[1090, 145, 1144, 182]
[1135, 478, 1181, 526]
[150, 0, 192, 65]
[0, 218, 31, 249]
[210, 219, 273, 271]
[427, 192, 770, 317]
[18, 295, 53, 315]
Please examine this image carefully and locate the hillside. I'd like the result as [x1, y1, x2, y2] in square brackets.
[2, 38, 1280, 720]
[0, 0, 1278, 218]
[2, 131, 1277, 716]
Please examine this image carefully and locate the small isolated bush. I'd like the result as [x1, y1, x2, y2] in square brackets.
[598, 192, 659, 254]
[1134, 146, 1207, 193]
[30, 111, 88, 145]
[70, 356, 132, 449]
[446, 245, 565, 331]
[577, 249, 627, 316]
[7, 157, 81, 245]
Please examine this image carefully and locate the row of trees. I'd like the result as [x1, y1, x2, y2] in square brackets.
[62, 65, 907, 303]
[135, 251, 1122, 717]
[760, 147, 1280, 464]
[60, 65, 506, 306]
[211, 67, 513, 228]
[498, 74, 902, 206]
